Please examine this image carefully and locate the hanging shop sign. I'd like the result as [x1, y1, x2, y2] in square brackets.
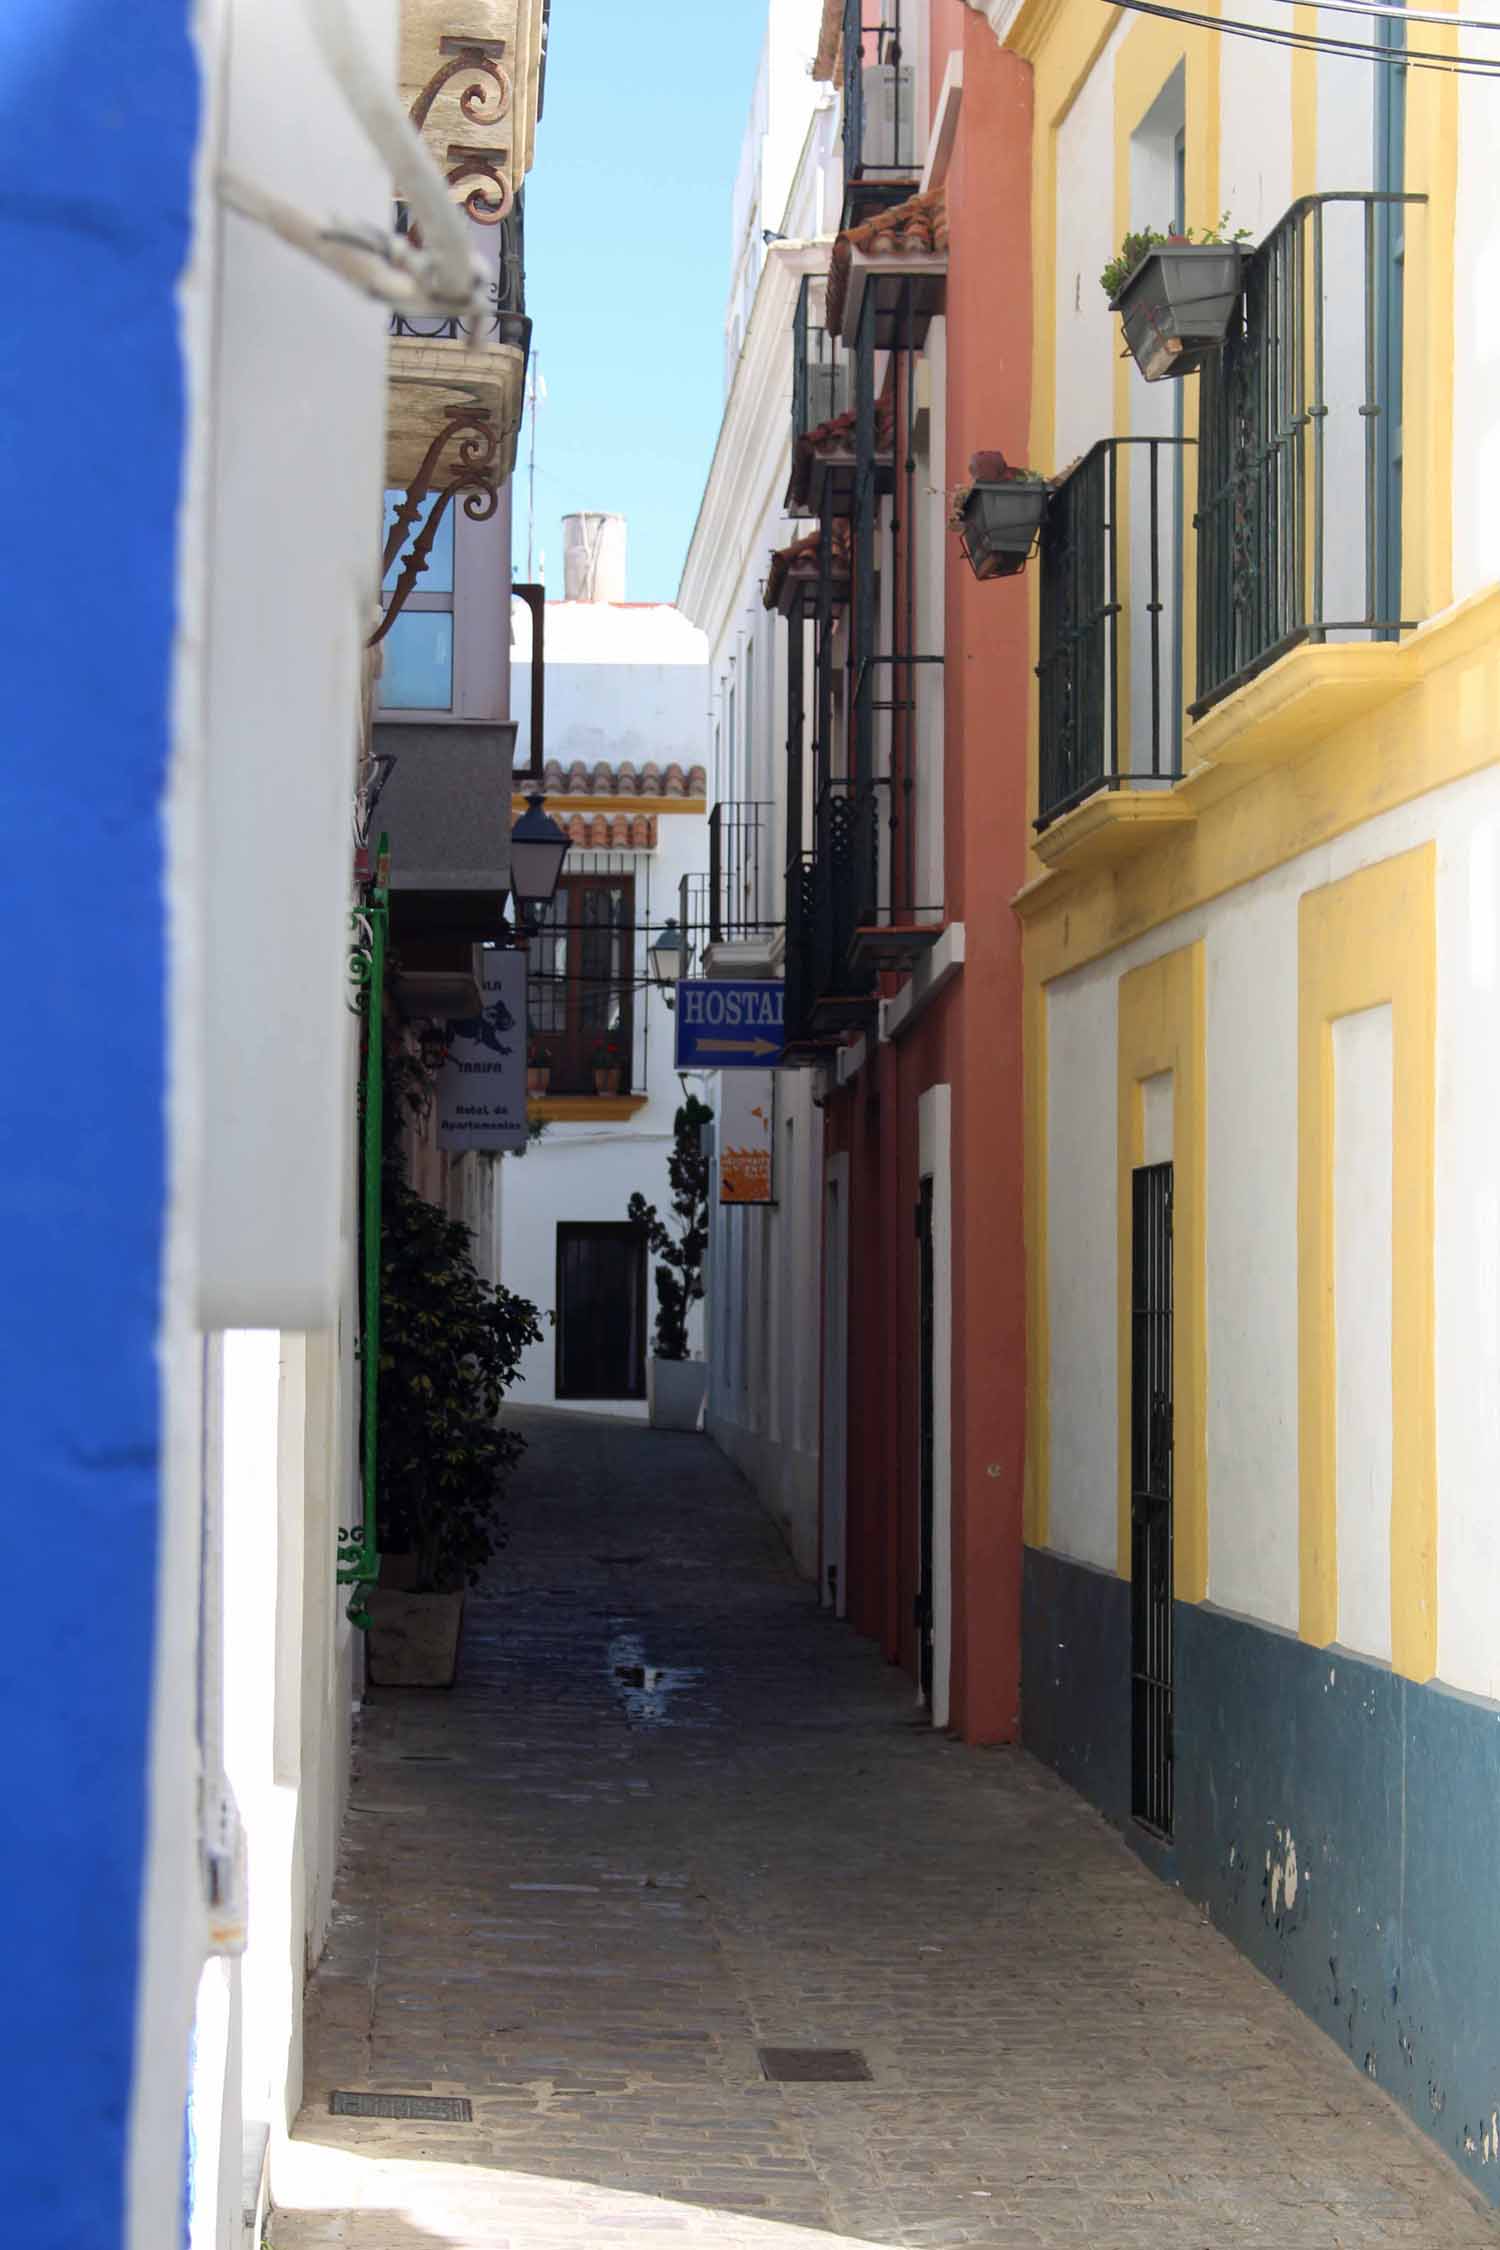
[719, 1072, 774, 1205]
[437, 948, 528, 1151]
[674, 978, 785, 1071]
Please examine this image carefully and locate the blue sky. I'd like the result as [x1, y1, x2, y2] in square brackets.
[518, 0, 769, 603]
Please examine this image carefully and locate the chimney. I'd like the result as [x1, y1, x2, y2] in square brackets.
[561, 512, 627, 602]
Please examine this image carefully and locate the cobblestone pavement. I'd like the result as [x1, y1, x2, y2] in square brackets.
[273, 1410, 1497, 2250]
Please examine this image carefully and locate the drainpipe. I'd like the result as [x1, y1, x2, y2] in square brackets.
[513, 583, 546, 778]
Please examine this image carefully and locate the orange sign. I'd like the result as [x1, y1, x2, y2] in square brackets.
[718, 1073, 774, 1205]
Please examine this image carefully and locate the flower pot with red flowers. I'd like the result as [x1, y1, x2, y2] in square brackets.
[951, 452, 1051, 581]
[526, 1038, 551, 1096]
[592, 1038, 626, 1095]
[1102, 216, 1250, 382]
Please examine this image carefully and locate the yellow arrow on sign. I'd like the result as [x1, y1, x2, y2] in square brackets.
[698, 1036, 781, 1057]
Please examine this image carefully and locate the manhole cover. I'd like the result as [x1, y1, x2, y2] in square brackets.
[758, 2047, 871, 2083]
[330, 2092, 473, 2121]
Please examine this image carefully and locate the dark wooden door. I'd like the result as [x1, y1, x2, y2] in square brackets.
[1130, 1161, 1174, 1834]
[556, 1223, 647, 1400]
[916, 1177, 935, 1702]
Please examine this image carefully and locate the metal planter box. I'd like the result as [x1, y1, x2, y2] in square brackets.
[957, 482, 1049, 581]
[1111, 242, 1248, 382]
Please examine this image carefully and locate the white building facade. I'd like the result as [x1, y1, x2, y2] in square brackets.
[500, 527, 711, 1415]
[679, 5, 844, 1582]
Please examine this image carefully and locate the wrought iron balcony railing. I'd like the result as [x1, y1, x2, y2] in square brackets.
[1194, 190, 1423, 715]
[1036, 438, 1193, 832]
[708, 801, 778, 945]
[792, 274, 851, 444]
[389, 196, 527, 346]
[841, 0, 918, 225]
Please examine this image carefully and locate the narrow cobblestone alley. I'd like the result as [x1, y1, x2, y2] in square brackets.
[272, 1413, 1497, 2250]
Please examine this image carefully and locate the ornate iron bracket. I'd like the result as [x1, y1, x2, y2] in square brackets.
[410, 39, 515, 226]
[371, 410, 499, 648]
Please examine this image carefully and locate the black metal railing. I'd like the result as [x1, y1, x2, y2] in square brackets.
[1036, 438, 1192, 832]
[783, 851, 819, 1046]
[792, 274, 850, 442]
[1194, 190, 1423, 715]
[678, 870, 712, 974]
[814, 778, 881, 993]
[841, 0, 917, 221]
[389, 196, 527, 346]
[708, 801, 777, 944]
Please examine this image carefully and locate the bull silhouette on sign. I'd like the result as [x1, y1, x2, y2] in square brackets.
[445, 991, 517, 1056]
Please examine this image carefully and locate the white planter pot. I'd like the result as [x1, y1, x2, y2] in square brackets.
[648, 1357, 707, 1431]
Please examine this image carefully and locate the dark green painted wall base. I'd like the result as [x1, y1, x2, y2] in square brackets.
[1022, 1544, 1500, 2207]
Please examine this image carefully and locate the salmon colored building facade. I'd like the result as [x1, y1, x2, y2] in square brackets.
[684, 0, 1037, 1744]
[820, 9, 1035, 1742]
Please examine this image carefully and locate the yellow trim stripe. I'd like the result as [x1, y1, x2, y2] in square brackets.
[1116, 944, 1208, 1596]
[1296, 845, 1437, 1681]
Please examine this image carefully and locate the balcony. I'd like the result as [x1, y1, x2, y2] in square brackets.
[791, 275, 851, 456]
[840, 0, 920, 230]
[702, 800, 779, 978]
[1035, 438, 1194, 851]
[374, 718, 517, 945]
[386, 0, 545, 498]
[1194, 191, 1423, 716]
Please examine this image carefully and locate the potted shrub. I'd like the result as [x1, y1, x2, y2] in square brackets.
[526, 1038, 551, 1095]
[628, 1094, 712, 1430]
[951, 452, 1051, 580]
[368, 1168, 542, 1686]
[1102, 215, 1250, 382]
[592, 1036, 626, 1095]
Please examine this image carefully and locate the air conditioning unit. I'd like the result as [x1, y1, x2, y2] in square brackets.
[861, 63, 916, 172]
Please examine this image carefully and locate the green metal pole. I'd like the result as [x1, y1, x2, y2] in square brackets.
[338, 834, 389, 1624]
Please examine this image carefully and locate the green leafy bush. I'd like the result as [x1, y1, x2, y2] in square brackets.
[628, 1094, 713, 1361]
[1100, 213, 1249, 301]
[376, 1061, 541, 1589]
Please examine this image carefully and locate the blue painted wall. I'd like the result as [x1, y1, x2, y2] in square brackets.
[0, 4, 199, 2243]
[1024, 1547, 1500, 2205]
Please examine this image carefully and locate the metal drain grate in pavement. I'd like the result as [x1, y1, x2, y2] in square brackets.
[330, 2092, 473, 2121]
[758, 2047, 871, 2083]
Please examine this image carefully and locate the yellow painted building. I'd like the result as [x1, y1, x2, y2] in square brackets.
[996, 0, 1500, 2199]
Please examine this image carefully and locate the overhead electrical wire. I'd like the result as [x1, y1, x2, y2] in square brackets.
[1257, 0, 1500, 28]
[1109, 0, 1500, 80]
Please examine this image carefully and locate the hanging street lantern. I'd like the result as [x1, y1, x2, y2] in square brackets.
[647, 917, 688, 1006]
[509, 792, 570, 933]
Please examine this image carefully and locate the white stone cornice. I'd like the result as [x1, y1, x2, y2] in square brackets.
[677, 237, 832, 650]
[960, 0, 1024, 43]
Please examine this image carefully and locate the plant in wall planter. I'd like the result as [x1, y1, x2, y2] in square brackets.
[628, 1094, 713, 1430]
[950, 452, 1051, 580]
[1102, 215, 1251, 382]
[592, 1037, 626, 1095]
[526, 1038, 552, 1095]
[369, 1142, 542, 1688]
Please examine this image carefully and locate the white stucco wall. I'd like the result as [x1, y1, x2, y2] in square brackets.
[501, 599, 710, 1413]
[1053, 40, 1118, 471]
[145, 2, 392, 2245]
[1042, 766, 1500, 1699]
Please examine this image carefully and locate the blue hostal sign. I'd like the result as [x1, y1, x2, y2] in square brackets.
[674, 979, 785, 1070]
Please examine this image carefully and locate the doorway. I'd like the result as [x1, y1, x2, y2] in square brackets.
[555, 1222, 647, 1401]
[821, 1156, 850, 1614]
[916, 1175, 935, 1702]
[1130, 1161, 1174, 1834]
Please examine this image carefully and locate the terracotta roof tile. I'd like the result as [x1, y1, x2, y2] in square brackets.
[533, 758, 707, 801]
[786, 386, 896, 513]
[825, 185, 949, 337]
[561, 811, 659, 850]
[763, 521, 852, 611]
